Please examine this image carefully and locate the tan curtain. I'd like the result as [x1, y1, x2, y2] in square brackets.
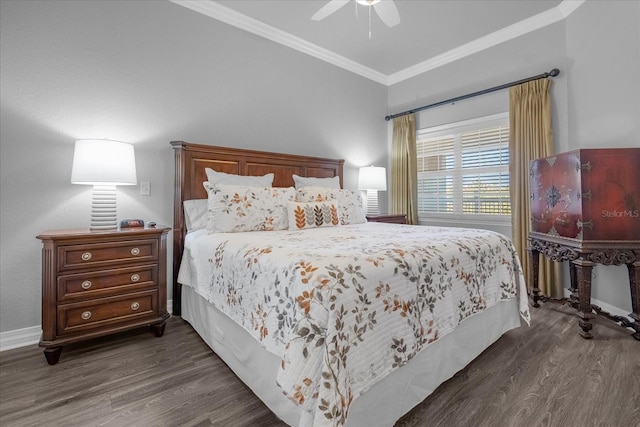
[391, 114, 418, 224]
[509, 79, 562, 298]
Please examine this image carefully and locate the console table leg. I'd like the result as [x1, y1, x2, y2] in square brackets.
[528, 247, 541, 308]
[43, 346, 62, 365]
[568, 262, 579, 309]
[628, 261, 640, 340]
[573, 259, 595, 339]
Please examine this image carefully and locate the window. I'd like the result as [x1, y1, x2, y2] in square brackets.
[416, 113, 510, 222]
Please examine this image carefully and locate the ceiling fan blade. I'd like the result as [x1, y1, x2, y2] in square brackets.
[374, 0, 401, 27]
[311, 0, 350, 21]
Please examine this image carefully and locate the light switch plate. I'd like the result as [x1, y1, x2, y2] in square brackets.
[140, 181, 150, 196]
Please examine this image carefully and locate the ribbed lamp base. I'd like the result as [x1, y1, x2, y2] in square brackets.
[366, 190, 379, 215]
[90, 185, 118, 230]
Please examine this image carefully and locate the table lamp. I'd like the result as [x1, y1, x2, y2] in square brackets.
[358, 166, 387, 215]
[71, 139, 137, 229]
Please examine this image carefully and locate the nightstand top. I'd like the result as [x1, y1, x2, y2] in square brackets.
[37, 225, 171, 240]
[365, 213, 407, 224]
[366, 213, 404, 219]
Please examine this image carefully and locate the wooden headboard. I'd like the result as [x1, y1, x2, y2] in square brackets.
[171, 141, 344, 315]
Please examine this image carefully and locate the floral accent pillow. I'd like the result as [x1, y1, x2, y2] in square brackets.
[204, 183, 295, 233]
[287, 201, 340, 230]
[296, 187, 366, 225]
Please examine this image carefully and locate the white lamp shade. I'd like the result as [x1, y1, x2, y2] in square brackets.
[71, 139, 137, 185]
[358, 166, 387, 191]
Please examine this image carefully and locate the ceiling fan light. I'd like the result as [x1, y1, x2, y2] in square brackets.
[356, 0, 382, 6]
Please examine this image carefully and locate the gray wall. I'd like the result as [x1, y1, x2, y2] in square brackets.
[388, 0, 639, 313]
[0, 0, 387, 333]
[1, 0, 637, 335]
[563, 0, 639, 310]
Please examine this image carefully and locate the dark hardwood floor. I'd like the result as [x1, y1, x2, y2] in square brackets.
[1, 302, 638, 427]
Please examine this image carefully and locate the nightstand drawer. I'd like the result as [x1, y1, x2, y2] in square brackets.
[57, 290, 157, 335]
[58, 264, 157, 302]
[58, 239, 158, 270]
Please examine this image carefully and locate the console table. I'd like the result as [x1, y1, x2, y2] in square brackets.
[528, 232, 640, 340]
[528, 148, 640, 340]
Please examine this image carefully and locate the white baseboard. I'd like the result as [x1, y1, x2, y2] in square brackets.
[0, 325, 42, 352]
[592, 299, 631, 318]
[0, 299, 174, 352]
[562, 290, 630, 318]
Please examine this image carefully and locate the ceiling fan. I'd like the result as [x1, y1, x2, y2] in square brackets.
[311, 0, 401, 28]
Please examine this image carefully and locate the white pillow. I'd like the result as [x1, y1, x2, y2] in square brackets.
[204, 183, 295, 233]
[287, 201, 340, 230]
[205, 168, 274, 188]
[183, 199, 208, 232]
[292, 174, 340, 189]
[296, 187, 366, 225]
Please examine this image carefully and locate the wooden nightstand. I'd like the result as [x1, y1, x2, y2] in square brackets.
[36, 226, 171, 365]
[366, 214, 407, 224]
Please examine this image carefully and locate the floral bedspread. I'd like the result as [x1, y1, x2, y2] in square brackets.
[178, 223, 529, 427]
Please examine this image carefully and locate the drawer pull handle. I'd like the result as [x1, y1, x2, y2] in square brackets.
[130, 247, 140, 256]
[81, 311, 92, 320]
[81, 252, 92, 261]
[81, 280, 92, 290]
[131, 302, 140, 311]
[131, 274, 140, 282]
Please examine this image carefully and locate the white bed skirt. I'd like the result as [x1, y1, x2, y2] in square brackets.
[181, 285, 523, 427]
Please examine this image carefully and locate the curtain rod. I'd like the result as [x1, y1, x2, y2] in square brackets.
[384, 68, 560, 121]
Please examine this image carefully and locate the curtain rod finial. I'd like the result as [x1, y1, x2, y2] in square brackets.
[548, 68, 560, 77]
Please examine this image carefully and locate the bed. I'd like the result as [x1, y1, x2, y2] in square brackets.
[171, 141, 530, 427]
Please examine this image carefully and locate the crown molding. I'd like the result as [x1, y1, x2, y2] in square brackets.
[170, 0, 388, 85]
[558, 0, 586, 18]
[170, 0, 584, 87]
[387, 0, 585, 85]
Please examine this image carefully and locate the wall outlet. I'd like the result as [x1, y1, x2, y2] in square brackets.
[140, 181, 150, 196]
